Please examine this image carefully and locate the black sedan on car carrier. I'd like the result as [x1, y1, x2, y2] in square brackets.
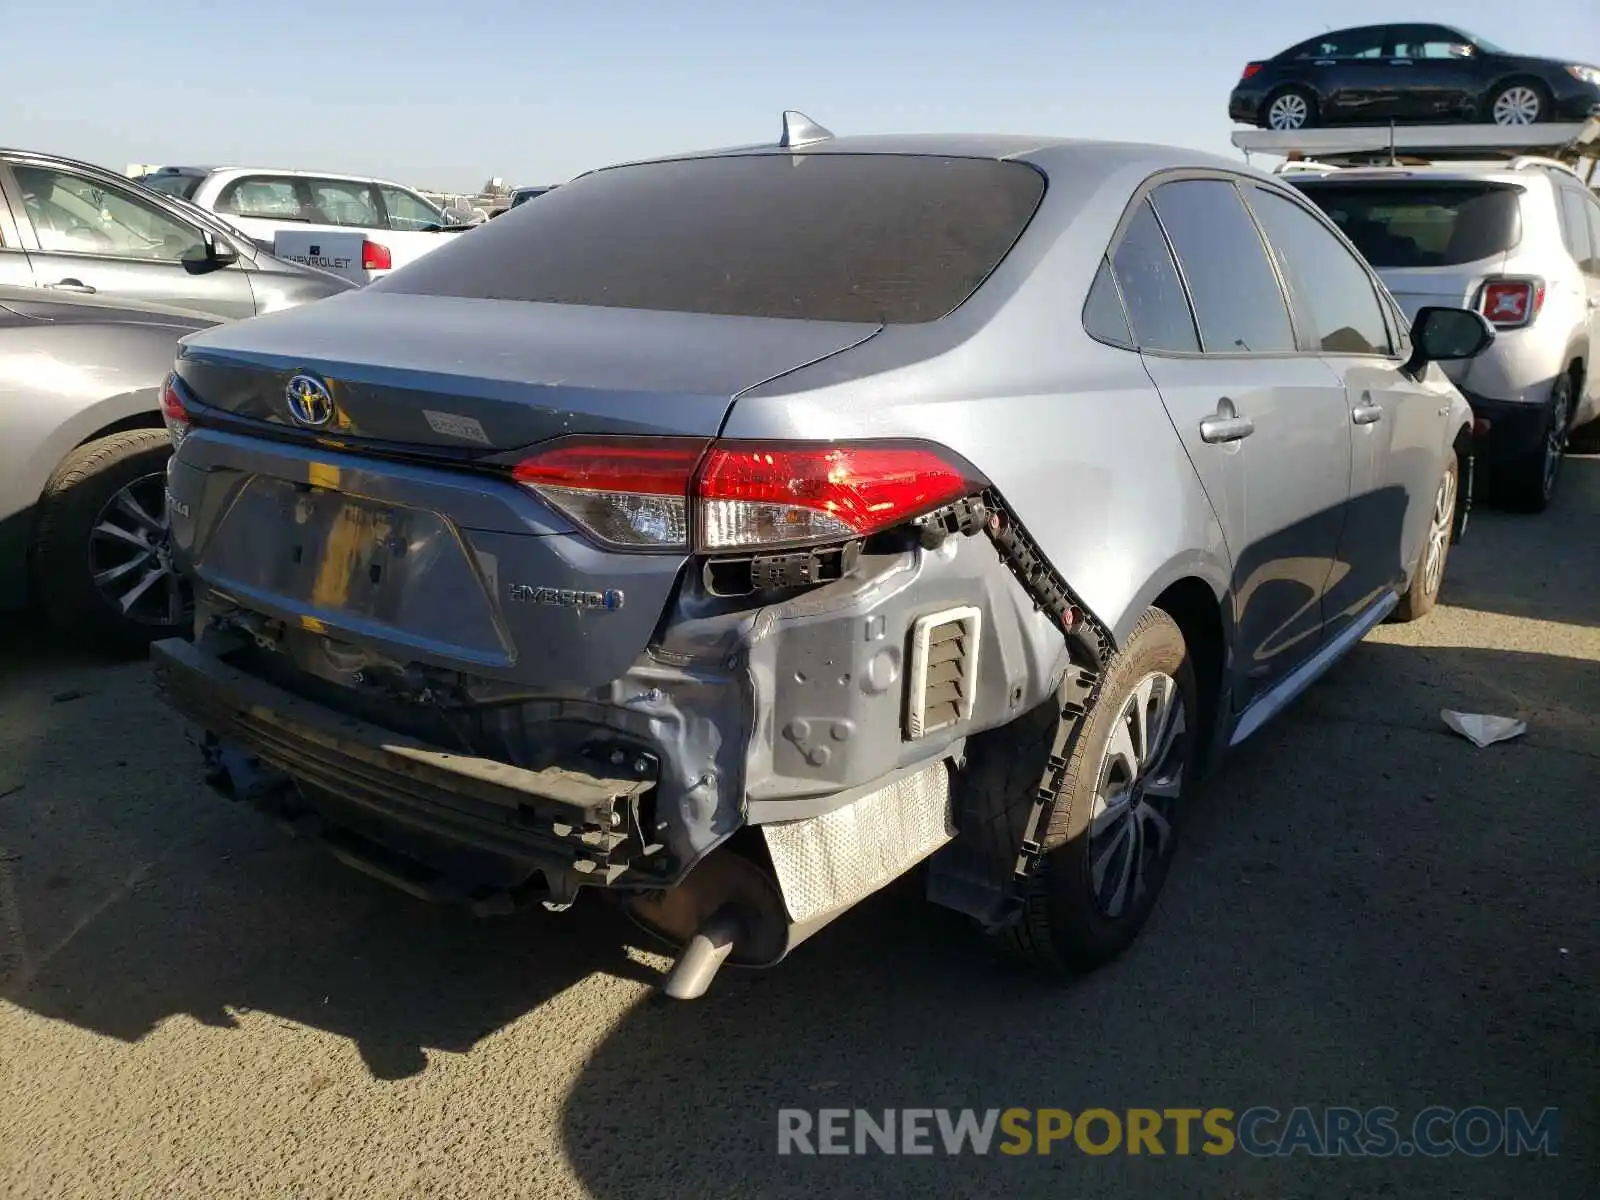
[1230, 23, 1600, 131]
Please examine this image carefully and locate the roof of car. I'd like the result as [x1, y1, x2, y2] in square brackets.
[604, 132, 1258, 179]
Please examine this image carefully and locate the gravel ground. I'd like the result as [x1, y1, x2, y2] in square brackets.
[1, 457, 1596, 1200]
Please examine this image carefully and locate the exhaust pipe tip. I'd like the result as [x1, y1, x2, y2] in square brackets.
[661, 905, 743, 1001]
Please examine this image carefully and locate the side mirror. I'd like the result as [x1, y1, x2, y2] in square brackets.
[1404, 306, 1494, 374]
[207, 233, 240, 266]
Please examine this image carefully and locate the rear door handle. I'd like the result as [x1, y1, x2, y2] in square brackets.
[44, 278, 96, 294]
[1199, 398, 1255, 444]
[1352, 403, 1384, 425]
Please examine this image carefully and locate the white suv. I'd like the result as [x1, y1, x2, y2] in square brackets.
[136, 166, 460, 277]
[1294, 159, 1600, 512]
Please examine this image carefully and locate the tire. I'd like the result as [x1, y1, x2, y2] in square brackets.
[1487, 80, 1548, 126]
[1498, 374, 1572, 514]
[1263, 87, 1317, 131]
[1393, 452, 1459, 623]
[32, 429, 191, 655]
[970, 608, 1198, 974]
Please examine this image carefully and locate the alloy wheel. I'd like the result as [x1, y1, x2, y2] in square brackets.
[1492, 86, 1541, 125]
[1543, 391, 1569, 500]
[1267, 94, 1309, 130]
[1421, 465, 1457, 598]
[1086, 672, 1187, 918]
[87, 470, 190, 627]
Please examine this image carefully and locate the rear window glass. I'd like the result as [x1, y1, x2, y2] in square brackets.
[373, 154, 1047, 323]
[1292, 181, 1522, 268]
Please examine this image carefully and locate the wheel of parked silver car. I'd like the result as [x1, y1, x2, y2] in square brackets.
[1500, 374, 1571, 514]
[1265, 88, 1315, 131]
[963, 608, 1198, 973]
[1488, 82, 1545, 125]
[32, 428, 192, 654]
[1394, 452, 1459, 623]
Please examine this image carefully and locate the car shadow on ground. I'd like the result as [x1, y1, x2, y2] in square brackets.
[1448, 453, 1599, 629]
[1, 629, 1594, 1195]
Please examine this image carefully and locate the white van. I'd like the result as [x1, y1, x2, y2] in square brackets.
[136, 166, 465, 281]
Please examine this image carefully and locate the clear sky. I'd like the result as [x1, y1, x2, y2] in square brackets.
[9, 1, 1598, 191]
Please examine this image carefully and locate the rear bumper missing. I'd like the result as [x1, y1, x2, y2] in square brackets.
[151, 636, 660, 904]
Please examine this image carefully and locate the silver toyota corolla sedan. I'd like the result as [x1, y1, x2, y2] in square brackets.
[149, 115, 1494, 998]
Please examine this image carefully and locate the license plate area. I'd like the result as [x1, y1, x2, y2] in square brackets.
[202, 478, 504, 657]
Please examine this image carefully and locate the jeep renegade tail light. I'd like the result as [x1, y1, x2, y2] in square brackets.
[1477, 278, 1544, 329]
[512, 437, 984, 553]
[160, 373, 191, 447]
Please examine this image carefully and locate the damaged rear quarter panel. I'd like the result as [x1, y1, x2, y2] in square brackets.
[656, 535, 1070, 825]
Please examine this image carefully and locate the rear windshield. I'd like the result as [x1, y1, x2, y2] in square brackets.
[373, 153, 1047, 323]
[137, 173, 203, 201]
[1292, 181, 1522, 268]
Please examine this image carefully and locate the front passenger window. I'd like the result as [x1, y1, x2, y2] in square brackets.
[1245, 186, 1394, 356]
[13, 166, 205, 262]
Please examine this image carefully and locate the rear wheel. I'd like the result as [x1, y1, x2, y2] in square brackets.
[32, 429, 192, 654]
[1264, 87, 1316, 131]
[973, 609, 1197, 973]
[1488, 81, 1547, 125]
[1394, 453, 1458, 622]
[1499, 375, 1571, 513]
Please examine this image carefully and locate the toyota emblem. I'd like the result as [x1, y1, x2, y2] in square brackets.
[285, 373, 335, 427]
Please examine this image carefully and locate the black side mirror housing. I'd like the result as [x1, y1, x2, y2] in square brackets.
[1404, 306, 1495, 376]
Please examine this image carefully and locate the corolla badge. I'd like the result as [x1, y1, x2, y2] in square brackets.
[285, 373, 335, 427]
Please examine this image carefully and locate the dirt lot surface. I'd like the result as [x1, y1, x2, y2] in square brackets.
[2, 458, 1596, 1200]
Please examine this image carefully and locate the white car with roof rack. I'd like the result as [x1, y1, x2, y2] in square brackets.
[1239, 120, 1600, 512]
[135, 165, 472, 284]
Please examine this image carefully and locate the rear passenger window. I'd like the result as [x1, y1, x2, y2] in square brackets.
[1082, 258, 1133, 347]
[1245, 186, 1394, 356]
[1149, 179, 1296, 354]
[1110, 200, 1198, 353]
[220, 177, 303, 219]
[309, 180, 381, 229]
[1560, 190, 1594, 274]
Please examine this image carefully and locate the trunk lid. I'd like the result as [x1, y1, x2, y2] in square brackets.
[175, 291, 881, 449]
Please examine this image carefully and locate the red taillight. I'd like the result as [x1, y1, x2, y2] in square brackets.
[695, 442, 982, 551]
[512, 437, 709, 549]
[1241, 62, 1263, 80]
[362, 240, 392, 271]
[160, 373, 191, 446]
[510, 437, 985, 553]
[1477, 278, 1544, 328]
